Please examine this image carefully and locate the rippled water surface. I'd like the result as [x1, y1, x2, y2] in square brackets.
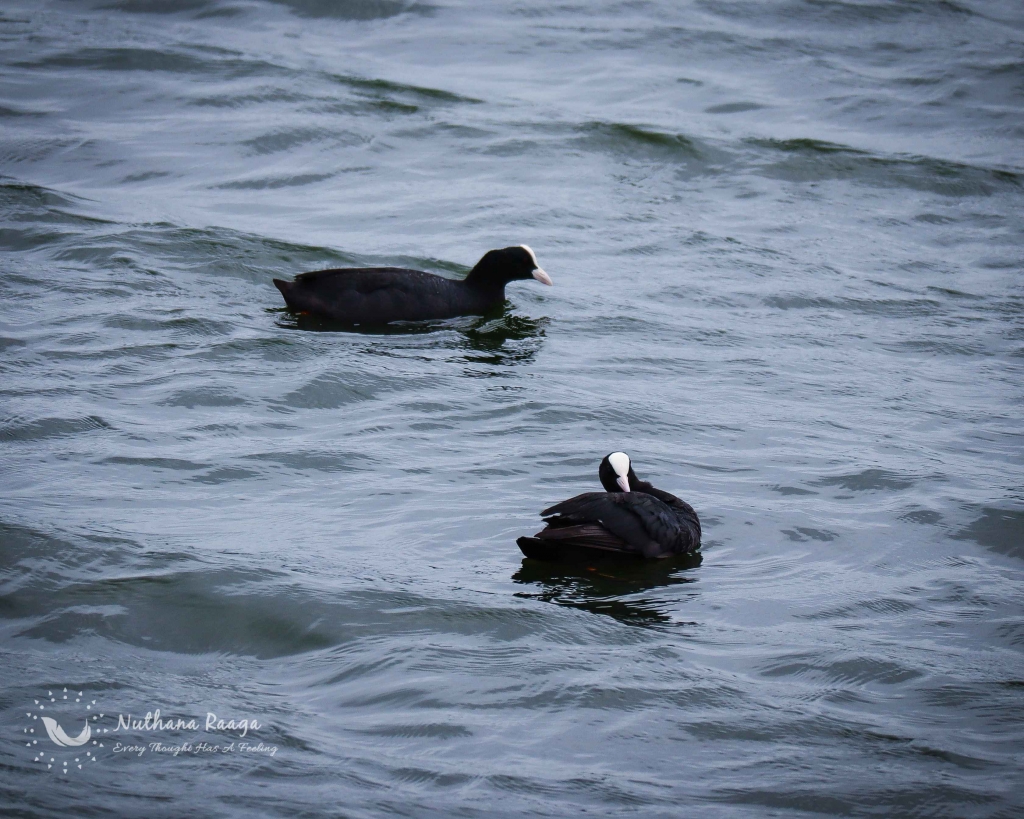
[2, 1, 1023, 816]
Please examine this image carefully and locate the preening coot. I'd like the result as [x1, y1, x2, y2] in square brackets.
[273, 245, 552, 324]
[517, 452, 701, 561]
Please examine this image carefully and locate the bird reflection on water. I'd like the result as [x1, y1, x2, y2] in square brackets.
[275, 305, 547, 367]
[512, 552, 702, 627]
[460, 313, 547, 367]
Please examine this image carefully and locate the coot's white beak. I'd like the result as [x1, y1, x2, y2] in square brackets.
[616, 475, 630, 492]
[532, 267, 553, 286]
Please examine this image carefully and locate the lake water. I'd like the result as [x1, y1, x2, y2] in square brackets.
[1, 1, 1022, 816]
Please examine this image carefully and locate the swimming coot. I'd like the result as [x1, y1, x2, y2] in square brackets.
[517, 452, 701, 561]
[273, 245, 552, 324]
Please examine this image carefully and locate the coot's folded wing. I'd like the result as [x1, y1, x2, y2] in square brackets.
[541, 492, 661, 556]
[542, 491, 696, 557]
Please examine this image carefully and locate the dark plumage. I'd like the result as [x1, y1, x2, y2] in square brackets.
[273, 245, 552, 324]
[517, 452, 701, 561]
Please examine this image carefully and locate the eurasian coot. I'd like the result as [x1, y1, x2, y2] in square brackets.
[517, 452, 701, 561]
[273, 245, 551, 324]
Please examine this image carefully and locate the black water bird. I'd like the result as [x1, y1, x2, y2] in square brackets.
[273, 245, 552, 324]
[517, 452, 701, 561]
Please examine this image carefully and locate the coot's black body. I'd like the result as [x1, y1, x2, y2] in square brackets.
[517, 453, 701, 561]
[273, 245, 551, 324]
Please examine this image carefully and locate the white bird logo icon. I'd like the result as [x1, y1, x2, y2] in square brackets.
[40, 717, 91, 747]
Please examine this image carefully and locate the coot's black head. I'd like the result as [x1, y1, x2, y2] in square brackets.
[466, 245, 552, 289]
[599, 451, 637, 493]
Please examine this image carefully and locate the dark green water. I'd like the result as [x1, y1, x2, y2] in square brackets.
[1, 1, 1022, 816]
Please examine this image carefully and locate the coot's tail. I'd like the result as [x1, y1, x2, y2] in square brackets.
[517, 536, 550, 560]
[273, 278, 296, 308]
